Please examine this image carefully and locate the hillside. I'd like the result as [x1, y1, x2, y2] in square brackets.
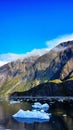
[0, 41, 73, 97]
[10, 78, 73, 97]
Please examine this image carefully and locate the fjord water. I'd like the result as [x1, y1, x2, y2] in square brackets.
[0, 100, 73, 130]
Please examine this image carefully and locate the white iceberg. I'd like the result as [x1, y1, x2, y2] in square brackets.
[10, 100, 20, 104]
[32, 102, 49, 111]
[32, 102, 42, 109]
[41, 103, 49, 111]
[12, 109, 51, 123]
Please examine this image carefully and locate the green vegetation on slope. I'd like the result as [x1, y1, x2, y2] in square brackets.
[49, 79, 62, 83]
[0, 76, 21, 97]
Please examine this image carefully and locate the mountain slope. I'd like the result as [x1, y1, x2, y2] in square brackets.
[10, 78, 73, 97]
[34, 41, 73, 81]
[0, 40, 73, 97]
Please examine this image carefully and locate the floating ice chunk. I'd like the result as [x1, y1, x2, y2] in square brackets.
[41, 103, 49, 111]
[10, 100, 20, 104]
[13, 109, 49, 119]
[42, 103, 49, 108]
[12, 109, 51, 123]
[32, 102, 42, 109]
[32, 102, 49, 111]
[34, 102, 42, 106]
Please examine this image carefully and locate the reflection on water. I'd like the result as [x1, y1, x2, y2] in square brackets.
[0, 100, 73, 130]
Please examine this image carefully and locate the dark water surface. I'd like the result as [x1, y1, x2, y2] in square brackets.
[0, 100, 73, 130]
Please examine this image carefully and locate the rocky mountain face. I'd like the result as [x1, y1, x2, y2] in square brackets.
[34, 41, 73, 81]
[0, 56, 39, 83]
[0, 41, 73, 97]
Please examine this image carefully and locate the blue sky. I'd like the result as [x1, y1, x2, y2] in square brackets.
[0, 0, 73, 54]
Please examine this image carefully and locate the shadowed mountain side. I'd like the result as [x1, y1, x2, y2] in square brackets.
[10, 79, 73, 97]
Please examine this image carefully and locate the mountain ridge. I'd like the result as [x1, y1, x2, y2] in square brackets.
[0, 40, 73, 97]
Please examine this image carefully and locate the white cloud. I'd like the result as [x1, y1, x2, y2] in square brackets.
[25, 48, 49, 57]
[0, 61, 8, 67]
[46, 33, 73, 50]
[0, 49, 49, 67]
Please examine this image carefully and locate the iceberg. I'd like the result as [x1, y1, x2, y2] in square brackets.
[32, 102, 49, 111]
[10, 100, 20, 104]
[41, 103, 49, 111]
[32, 102, 42, 109]
[12, 109, 51, 123]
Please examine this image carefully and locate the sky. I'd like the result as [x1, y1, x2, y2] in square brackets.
[0, 0, 73, 65]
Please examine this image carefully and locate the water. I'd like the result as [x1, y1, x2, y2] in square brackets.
[0, 100, 73, 130]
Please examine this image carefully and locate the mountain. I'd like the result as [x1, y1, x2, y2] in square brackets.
[0, 40, 73, 97]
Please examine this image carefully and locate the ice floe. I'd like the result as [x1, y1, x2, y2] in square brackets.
[32, 102, 49, 111]
[12, 109, 51, 123]
[10, 100, 20, 104]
